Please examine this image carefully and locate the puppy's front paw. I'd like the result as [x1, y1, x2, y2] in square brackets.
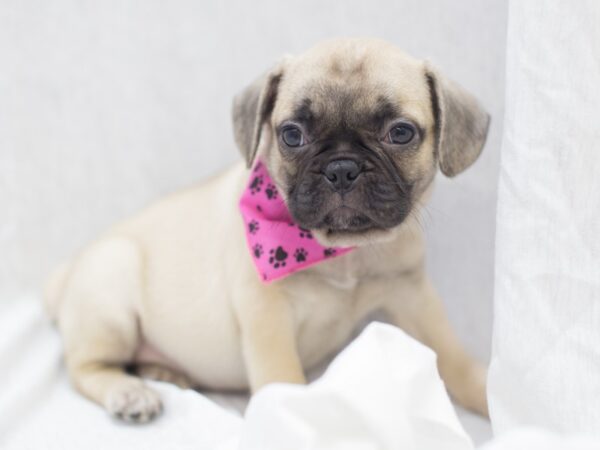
[105, 382, 163, 423]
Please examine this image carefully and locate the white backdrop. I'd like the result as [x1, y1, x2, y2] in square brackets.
[0, 1, 506, 364]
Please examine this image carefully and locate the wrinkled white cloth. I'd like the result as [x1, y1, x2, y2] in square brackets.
[236, 322, 472, 450]
[480, 428, 600, 450]
[3, 297, 599, 449]
[488, 0, 600, 435]
[2, 298, 243, 450]
[1, 297, 476, 450]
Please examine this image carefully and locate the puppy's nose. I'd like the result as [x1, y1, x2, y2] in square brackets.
[324, 159, 361, 192]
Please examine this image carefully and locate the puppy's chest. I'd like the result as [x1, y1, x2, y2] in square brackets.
[283, 276, 360, 369]
[279, 239, 422, 368]
[280, 255, 386, 368]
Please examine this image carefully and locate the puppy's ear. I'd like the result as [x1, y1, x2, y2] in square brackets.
[232, 64, 285, 167]
[425, 64, 490, 177]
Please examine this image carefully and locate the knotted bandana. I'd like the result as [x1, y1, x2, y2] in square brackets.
[239, 160, 352, 283]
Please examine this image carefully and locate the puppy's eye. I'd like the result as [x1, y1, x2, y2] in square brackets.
[387, 124, 415, 145]
[282, 126, 305, 147]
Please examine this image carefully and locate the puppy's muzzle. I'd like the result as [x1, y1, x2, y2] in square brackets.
[323, 159, 361, 193]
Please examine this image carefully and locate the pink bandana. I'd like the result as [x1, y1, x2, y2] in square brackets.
[239, 160, 352, 283]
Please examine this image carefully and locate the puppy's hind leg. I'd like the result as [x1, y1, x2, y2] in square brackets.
[134, 363, 194, 389]
[58, 237, 162, 423]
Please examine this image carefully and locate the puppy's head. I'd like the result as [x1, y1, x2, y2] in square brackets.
[232, 38, 489, 247]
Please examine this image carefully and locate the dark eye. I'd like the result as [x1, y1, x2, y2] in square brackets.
[282, 126, 305, 147]
[388, 124, 415, 145]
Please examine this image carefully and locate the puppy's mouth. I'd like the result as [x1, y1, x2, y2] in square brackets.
[317, 206, 380, 234]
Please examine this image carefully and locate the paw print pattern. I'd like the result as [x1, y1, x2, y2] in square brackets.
[253, 244, 263, 258]
[253, 162, 262, 172]
[256, 205, 262, 212]
[298, 227, 313, 239]
[294, 248, 308, 263]
[265, 183, 278, 200]
[324, 248, 336, 258]
[248, 220, 260, 235]
[249, 175, 263, 194]
[269, 246, 288, 268]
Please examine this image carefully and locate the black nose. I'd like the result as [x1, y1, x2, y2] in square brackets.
[323, 159, 361, 192]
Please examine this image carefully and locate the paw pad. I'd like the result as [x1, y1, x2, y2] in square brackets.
[299, 227, 313, 239]
[268, 246, 288, 268]
[253, 243, 263, 258]
[324, 248, 336, 258]
[249, 175, 263, 194]
[294, 248, 308, 262]
[265, 183, 278, 200]
[248, 220, 260, 235]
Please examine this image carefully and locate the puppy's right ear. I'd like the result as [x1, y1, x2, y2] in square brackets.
[232, 64, 285, 167]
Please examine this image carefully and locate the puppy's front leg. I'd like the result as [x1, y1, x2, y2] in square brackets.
[382, 275, 488, 417]
[233, 284, 306, 392]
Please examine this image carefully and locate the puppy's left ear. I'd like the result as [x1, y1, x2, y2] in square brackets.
[231, 63, 286, 167]
[425, 64, 490, 177]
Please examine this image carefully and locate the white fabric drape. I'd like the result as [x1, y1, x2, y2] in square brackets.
[489, 0, 600, 434]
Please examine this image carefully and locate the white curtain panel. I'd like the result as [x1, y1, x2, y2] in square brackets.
[489, 0, 600, 434]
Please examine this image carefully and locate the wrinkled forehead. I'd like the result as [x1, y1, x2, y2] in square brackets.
[273, 45, 432, 129]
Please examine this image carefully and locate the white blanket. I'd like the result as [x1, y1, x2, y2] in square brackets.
[480, 429, 600, 450]
[1, 298, 242, 450]
[3, 298, 600, 449]
[1, 297, 477, 450]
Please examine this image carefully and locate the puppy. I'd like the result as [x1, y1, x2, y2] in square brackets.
[44, 38, 490, 422]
